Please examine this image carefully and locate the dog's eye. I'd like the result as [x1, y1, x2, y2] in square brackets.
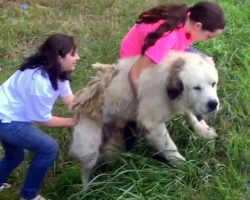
[193, 86, 201, 91]
[212, 82, 216, 87]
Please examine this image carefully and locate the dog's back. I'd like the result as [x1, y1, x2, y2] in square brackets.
[103, 57, 139, 122]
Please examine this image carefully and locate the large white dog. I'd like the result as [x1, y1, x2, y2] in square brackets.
[70, 51, 219, 184]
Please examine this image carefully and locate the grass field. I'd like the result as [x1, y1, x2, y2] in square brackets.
[0, 0, 249, 199]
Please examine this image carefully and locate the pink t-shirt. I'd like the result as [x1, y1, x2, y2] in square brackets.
[120, 20, 193, 64]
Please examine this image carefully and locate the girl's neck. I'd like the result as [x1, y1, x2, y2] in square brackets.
[184, 18, 192, 35]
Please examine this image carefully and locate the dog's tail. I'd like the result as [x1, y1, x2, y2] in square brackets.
[72, 63, 117, 123]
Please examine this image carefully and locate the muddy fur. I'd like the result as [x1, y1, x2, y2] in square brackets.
[72, 63, 117, 123]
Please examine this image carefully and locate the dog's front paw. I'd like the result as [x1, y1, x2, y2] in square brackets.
[164, 150, 186, 165]
[202, 127, 218, 140]
[193, 121, 218, 140]
[194, 125, 218, 140]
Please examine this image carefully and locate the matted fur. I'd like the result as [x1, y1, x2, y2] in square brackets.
[72, 63, 116, 123]
[71, 51, 220, 185]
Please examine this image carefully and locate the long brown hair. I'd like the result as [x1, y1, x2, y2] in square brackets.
[20, 33, 77, 90]
[137, 1, 225, 55]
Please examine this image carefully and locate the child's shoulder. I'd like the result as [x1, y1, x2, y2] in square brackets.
[22, 68, 51, 91]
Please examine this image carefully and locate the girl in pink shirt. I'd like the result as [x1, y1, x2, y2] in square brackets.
[120, 1, 225, 147]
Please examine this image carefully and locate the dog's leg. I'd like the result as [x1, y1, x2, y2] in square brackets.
[100, 118, 126, 162]
[142, 122, 186, 165]
[80, 152, 99, 186]
[81, 166, 91, 185]
[70, 118, 102, 186]
[185, 111, 218, 140]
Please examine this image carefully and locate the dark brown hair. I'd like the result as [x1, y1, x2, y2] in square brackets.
[137, 1, 225, 55]
[20, 33, 77, 90]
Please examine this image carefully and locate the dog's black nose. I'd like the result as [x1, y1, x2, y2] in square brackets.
[207, 100, 218, 112]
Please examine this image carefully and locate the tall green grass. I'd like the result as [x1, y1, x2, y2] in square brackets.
[0, 0, 249, 199]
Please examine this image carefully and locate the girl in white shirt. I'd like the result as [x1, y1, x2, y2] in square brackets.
[0, 33, 79, 200]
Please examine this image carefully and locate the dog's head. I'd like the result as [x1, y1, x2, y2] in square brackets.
[166, 52, 219, 115]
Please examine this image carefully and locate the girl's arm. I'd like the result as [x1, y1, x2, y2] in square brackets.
[128, 55, 155, 96]
[36, 95, 76, 127]
[60, 94, 74, 111]
[35, 116, 76, 127]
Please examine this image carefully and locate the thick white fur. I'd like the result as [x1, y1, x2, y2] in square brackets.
[70, 51, 219, 184]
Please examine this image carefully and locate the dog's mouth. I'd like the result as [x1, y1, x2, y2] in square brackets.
[195, 114, 203, 121]
[193, 109, 217, 120]
[193, 109, 209, 117]
[193, 101, 219, 116]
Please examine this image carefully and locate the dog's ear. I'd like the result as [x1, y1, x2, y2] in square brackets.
[166, 58, 185, 100]
[167, 76, 183, 100]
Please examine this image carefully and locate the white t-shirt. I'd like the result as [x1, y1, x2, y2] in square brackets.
[0, 68, 72, 123]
